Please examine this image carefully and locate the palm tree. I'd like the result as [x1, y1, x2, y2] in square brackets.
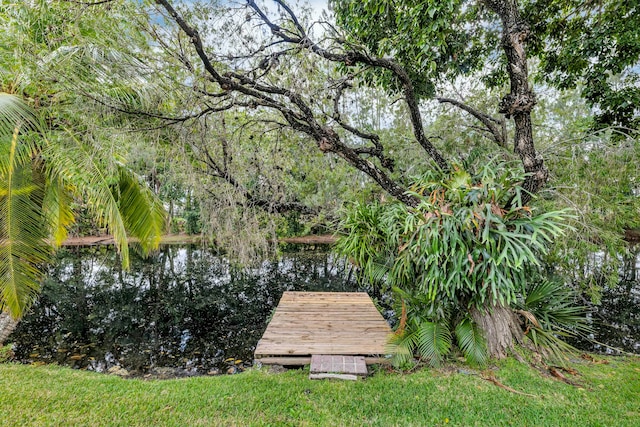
[0, 1, 167, 342]
[0, 92, 165, 341]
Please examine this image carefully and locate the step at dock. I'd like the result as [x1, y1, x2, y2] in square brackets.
[309, 355, 368, 380]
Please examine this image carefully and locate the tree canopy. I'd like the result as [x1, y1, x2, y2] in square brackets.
[333, 0, 640, 131]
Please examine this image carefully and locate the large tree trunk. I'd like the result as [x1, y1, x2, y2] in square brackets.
[471, 304, 524, 359]
[0, 311, 19, 345]
[484, 0, 548, 205]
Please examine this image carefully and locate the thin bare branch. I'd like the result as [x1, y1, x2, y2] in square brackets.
[437, 96, 508, 148]
[245, 0, 450, 172]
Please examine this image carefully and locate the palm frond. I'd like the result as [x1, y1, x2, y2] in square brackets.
[42, 131, 131, 266]
[40, 44, 163, 112]
[42, 173, 75, 247]
[363, 257, 392, 286]
[386, 330, 418, 368]
[0, 128, 50, 318]
[523, 280, 592, 335]
[415, 320, 452, 367]
[0, 93, 41, 175]
[527, 327, 577, 365]
[42, 130, 165, 268]
[0, 93, 38, 135]
[519, 279, 591, 363]
[524, 280, 558, 306]
[455, 317, 488, 367]
[116, 167, 165, 255]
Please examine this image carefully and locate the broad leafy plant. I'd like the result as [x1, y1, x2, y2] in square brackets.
[385, 286, 488, 367]
[337, 161, 577, 363]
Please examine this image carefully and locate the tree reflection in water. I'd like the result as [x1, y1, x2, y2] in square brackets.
[11, 245, 366, 375]
[571, 247, 640, 354]
[10, 245, 639, 374]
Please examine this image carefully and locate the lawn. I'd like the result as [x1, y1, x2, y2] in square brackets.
[0, 357, 638, 426]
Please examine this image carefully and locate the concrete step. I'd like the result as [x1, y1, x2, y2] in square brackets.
[309, 355, 368, 380]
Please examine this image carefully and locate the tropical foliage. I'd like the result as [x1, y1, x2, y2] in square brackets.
[385, 286, 489, 367]
[0, 93, 49, 318]
[540, 128, 640, 297]
[0, 2, 169, 319]
[337, 162, 580, 362]
[0, 92, 165, 319]
[338, 163, 570, 306]
[0, 0, 636, 365]
[332, 0, 640, 131]
[516, 279, 591, 362]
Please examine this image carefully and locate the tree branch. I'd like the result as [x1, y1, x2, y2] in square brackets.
[197, 138, 317, 215]
[246, 0, 450, 172]
[437, 97, 508, 148]
[154, 0, 419, 206]
[82, 91, 232, 125]
[482, 0, 548, 205]
[63, 0, 116, 5]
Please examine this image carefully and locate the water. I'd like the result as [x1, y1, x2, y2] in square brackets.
[9, 245, 367, 376]
[8, 245, 639, 375]
[570, 250, 640, 354]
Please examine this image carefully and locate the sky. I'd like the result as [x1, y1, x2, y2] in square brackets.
[239, 0, 331, 20]
[306, 0, 329, 17]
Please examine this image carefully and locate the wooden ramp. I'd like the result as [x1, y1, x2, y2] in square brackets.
[254, 291, 392, 366]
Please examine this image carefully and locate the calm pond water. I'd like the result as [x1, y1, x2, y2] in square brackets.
[9, 245, 372, 376]
[8, 245, 639, 376]
[570, 249, 640, 354]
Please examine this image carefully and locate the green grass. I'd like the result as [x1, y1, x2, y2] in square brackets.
[1, 357, 639, 426]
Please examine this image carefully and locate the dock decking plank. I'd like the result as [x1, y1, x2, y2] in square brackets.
[254, 291, 393, 362]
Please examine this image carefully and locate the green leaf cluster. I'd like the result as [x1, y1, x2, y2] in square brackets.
[0, 93, 165, 318]
[331, 0, 495, 98]
[537, 127, 640, 296]
[525, 0, 640, 130]
[338, 162, 571, 309]
[337, 161, 577, 364]
[516, 279, 592, 363]
[385, 287, 489, 367]
[332, 0, 640, 130]
[0, 94, 49, 318]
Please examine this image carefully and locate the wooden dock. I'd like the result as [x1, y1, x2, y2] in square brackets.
[254, 291, 392, 366]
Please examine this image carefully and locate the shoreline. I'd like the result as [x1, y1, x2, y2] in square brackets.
[60, 233, 338, 246]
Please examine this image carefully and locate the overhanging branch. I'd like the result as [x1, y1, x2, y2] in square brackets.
[154, 0, 420, 207]
[437, 97, 508, 148]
